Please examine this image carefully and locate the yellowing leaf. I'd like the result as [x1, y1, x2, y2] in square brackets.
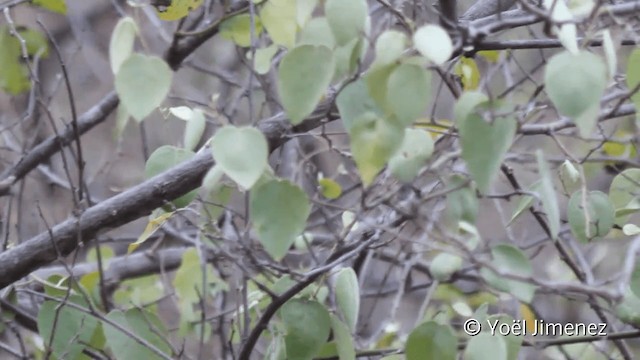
[155, 0, 204, 21]
[318, 178, 342, 199]
[32, 0, 66, 14]
[455, 57, 480, 90]
[128, 212, 174, 253]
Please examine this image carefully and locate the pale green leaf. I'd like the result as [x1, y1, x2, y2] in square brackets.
[38, 297, 100, 360]
[623, 223, 640, 236]
[536, 151, 560, 239]
[349, 113, 404, 186]
[297, 17, 335, 48]
[109, 17, 138, 74]
[115, 54, 172, 122]
[567, 190, 615, 242]
[373, 30, 407, 68]
[558, 160, 581, 195]
[250, 179, 311, 260]
[325, 0, 367, 46]
[458, 113, 516, 193]
[480, 244, 537, 303]
[330, 315, 356, 360]
[413, 24, 453, 65]
[210, 126, 268, 189]
[173, 248, 221, 321]
[335, 267, 359, 332]
[253, 45, 278, 74]
[145, 145, 197, 208]
[429, 253, 463, 281]
[336, 79, 382, 132]
[103, 309, 171, 360]
[386, 63, 431, 126]
[183, 109, 206, 151]
[278, 44, 335, 124]
[260, 0, 297, 48]
[296, 0, 318, 27]
[220, 14, 263, 47]
[280, 299, 331, 360]
[445, 175, 478, 225]
[544, 51, 606, 135]
[626, 49, 640, 118]
[405, 321, 457, 360]
[609, 168, 640, 224]
[463, 332, 507, 360]
[388, 128, 434, 182]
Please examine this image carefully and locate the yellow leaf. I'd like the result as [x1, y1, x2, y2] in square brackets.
[154, 0, 204, 21]
[520, 303, 538, 334]
[455, 57, 480, 91]
[478, 50, 500, 63]
[318, 178, 342, 199]
[127, 211, 174, 253]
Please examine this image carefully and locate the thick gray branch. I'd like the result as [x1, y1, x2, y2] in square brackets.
[461, 0, 518, 20]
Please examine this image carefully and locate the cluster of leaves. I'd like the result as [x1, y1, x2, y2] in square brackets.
[5, 0, 640, 359]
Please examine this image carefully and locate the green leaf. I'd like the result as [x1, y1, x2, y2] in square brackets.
[115, 54, 172, 122]
[253, 45, 278, 74]
[325, 0, 367, 46]
[260, 0, 297, 48]
[210, 126, 268, 189]
[626, 49, 640, 118]
[373, 30, 406, 68]
[558, 160, 581, 195]
[20, 28, 49, 57]
[38, 296, 100, 360]
[336, 79, 383, 132]
[128, 211, 174, 254]
[567, 190, 615, 242]
[278, 45, 335, 124]
[445, 175, 478, 225]
[335, 267, 359, 332]
[173, 248, 221, 321]
[280, 299, 331, 360]
[113, 104, 130, 141]
[405, 321, 457, 360]
[330, 315, 356, 360]
[32, 0, 66, 14]
[298, 17, 335, 48]
[318, 178, 342, 199]
[0, 28, 33, 94]
[109, 17, 138, 74]
[615, 289, 640, 326]
[458, 112, 516, 193]
[536, 151, 560, 239]
[144, 145, 197, 208]
[250, 179, 311, 260]
[480, 244, 536, 303]
[624, 223, 640, 236]
[333, 37, 364, 81]
[463, 332, 507, 360]
[386, 63, 431, 126]
[413, 24, 453, 65]
[544, 51, 607, 136]
[103, 309, 171, 360]
[486, 314, 522, 360]
[609, 168, 640, 224]
[220, 14, 263, 47]
[429, 253, 463, 281]
[296, 0, 318, 27]
[388, 128, 434, 182]
[182, 109, 206, 151]
[508, 180, 541, 225]
[365, 64, 396, 113]
[349, 112, 404, 186]
[154, 0, 203, 21]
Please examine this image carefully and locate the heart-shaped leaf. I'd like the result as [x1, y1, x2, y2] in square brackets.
[458, 113, 515, 193]
[406, 321, 457, 360]
[386, 63, 431, 126]
[115, 54, 172, 122]
[280, 299, 331, 360]
[413, 24, 453, 65]
[388, 128, 434, 182]
[335, 267, 359, 332]
[336, 79, 383, 132]
[609, 168, 640, 224]
[349, 112, 404, 186]
[250, 179, 310, 260]
[109, 17, 138, 74]
[145, 145, 197, 208]
[373, 30, 406, 68]
[211, 126, 268, 190]
[278, 45, 335, 124]
[325, 0, 367, 46]
[480, 244, 537, 303]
